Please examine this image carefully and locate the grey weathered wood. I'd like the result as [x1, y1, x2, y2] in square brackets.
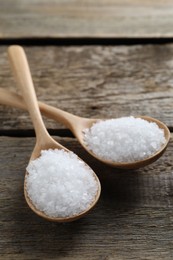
[0, 44, 173, 131]
[0, 135, 173, 260]
[1, 0, 173, 38]
[1, 1, 173, 258]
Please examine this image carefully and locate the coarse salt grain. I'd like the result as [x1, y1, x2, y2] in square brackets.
[83, 116, 166, 163]
[26, 149, 98, 218]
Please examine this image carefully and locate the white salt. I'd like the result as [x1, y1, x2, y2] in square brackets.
[84, 116, 166, 163]
[26, 149, 98, 218]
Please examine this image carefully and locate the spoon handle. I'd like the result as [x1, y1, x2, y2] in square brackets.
[8, 45, 49, 141]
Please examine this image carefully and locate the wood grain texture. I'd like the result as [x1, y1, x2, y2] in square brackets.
[0, 135, 173, 260]
[1, 0, 173, 38]
[0, 44, 173, 130]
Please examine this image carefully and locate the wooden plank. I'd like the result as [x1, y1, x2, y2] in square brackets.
[1, 0, 173, 39]
[0, 135, 173, 259]
[0, 44, 173, 131]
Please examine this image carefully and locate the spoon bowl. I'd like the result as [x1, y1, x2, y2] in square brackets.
[8, 45, 101, 222]
[87, 115, 169, 169]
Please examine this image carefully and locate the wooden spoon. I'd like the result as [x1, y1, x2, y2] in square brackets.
[7, 45, 101, 222]
[0, 87, 170, 169]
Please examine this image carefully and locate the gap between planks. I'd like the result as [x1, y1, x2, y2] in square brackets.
[0, 129, 74, 138]
[1, 37, 173, 46]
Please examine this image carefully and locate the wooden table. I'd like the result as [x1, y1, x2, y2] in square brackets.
[1, 1, 173, 259]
